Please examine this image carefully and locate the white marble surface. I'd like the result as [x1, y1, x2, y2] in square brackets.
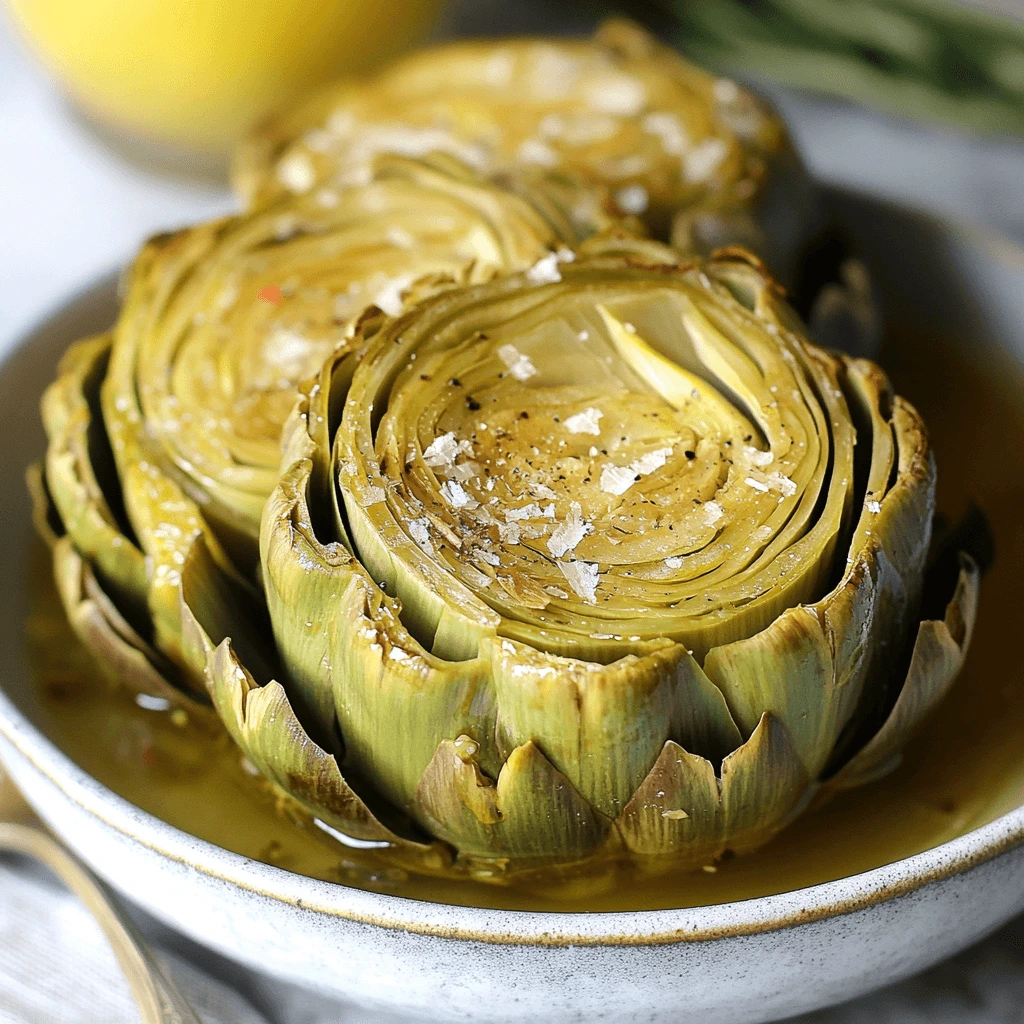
[2, 4, 1024, 1022]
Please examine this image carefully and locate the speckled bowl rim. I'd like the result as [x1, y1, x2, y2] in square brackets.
[3, 197, 1024, 949]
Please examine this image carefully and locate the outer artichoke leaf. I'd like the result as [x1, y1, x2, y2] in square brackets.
[719, 712, 811, 852]
[704, 607, 840, 778]
[826, 554, 980, 792]
[415, 739, 611, 860]
[178, 533, 278, 692]
[51, 536, 206, 714]
[617, 713, 808, 860]
[866, 398, 936, 623]
[328, 577, 496, 810]
[26, 463, 61, 549]
[259, 459, 357, 749]
[616, 740, 722, 858]
[30, 465, 203, 712]
[181, 601, 442, 859]
[487, 636, 740, 818]
[262, 450, 497, 804]
[41, 333, 149, 624]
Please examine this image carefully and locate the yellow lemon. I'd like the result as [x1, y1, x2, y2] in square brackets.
[7, 0, 443, 160]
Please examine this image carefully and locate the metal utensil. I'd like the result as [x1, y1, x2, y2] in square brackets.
[0, 763, 203, 1024]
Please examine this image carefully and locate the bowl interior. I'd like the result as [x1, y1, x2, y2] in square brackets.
[3, 188, 1024, 926]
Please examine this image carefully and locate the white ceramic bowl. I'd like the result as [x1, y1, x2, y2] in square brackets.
[2, 190, 1024, 1024]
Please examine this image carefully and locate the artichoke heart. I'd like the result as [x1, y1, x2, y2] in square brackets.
[180, 242, 977, 866]
[234, 19, 814, 276]
[36, 152, 597, 714]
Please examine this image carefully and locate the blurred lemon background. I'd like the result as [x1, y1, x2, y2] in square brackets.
[6, 0, 443, 164]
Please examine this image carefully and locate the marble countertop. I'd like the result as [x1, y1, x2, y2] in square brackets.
[3, 4, 1024, 1022]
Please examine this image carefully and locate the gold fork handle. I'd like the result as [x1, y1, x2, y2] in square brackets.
[0, 820, 203, 1024]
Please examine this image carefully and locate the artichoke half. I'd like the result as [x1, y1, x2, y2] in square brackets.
[234, 19, 814, 279]
[183, 243, 979, 867]
[34, 152, 600, 715]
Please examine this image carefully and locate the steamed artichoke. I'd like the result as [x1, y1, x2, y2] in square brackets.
[156, 242, 972, 867]
[34, 152, 605, 710]
[234, 19, 814, 279]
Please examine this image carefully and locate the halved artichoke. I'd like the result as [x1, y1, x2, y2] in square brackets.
[180, 242, 978, 866]
[234, 19, 814, 278]
[35, 152, 602, 712]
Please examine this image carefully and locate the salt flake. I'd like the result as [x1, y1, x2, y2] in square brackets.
[564, 407, 604, 435]
[547, 502, 592, 558]
[497, 343, 537, 382]
[558, 559, 599, 604]
[441, 480, 476, 508]
[526, 252, 562, 284]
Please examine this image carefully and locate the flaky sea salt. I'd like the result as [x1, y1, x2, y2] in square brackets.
[408, 518, 433, 553]
[547, 502, 592, 558]
[684, 138, 729, 183]
[423, 431, 459, 468]
[586, 74, 647, 116]
[497, 343, 538, 382]
[516, 138, 559, 166]
[385, 226, 415, 249]
[743, 446, 774, 468]
[615, 184, 649, 215]
[505, 502, 555, 522]
[277, 151, 315, 193]
[526, 252, 562, 284]
[701, 501, 724, 526]
[440, 480, 476, 508]
[564, 407, 604, 435]
[600, 464, 638, 496]
[632, 447, 673, 476]
[558, 559, 599, 604]
[373, 274, 414, 317]
[601, 446, 673, 496]
[768, 472, 798, 497]
[497, 522, 521, 545]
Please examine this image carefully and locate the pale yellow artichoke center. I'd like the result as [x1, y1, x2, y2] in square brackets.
[344, 270, 853, 663]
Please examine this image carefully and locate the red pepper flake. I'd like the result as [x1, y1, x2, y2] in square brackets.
[257, 285, 284, 305]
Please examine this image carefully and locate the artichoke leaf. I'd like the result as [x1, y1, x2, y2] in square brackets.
[28, 464, 205, 713]
[26, 462, 61, 550]
[598, 304, 753, 438]
[327, 579, 496, 810]
[52, 536, 204, 713]
[41, 333, 149, 625]
[617, 712, 809, 858]
[415, 739, 612, 860]
[487, 636, 740, 818]
[180, 599, 445, 862]
[826, 553, 980, 792]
